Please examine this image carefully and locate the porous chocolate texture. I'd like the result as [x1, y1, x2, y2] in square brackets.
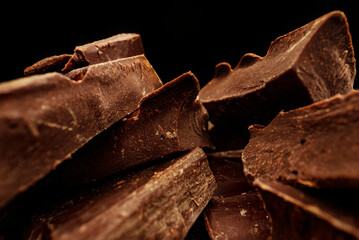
[199, 11, 356, 127]
[58, 72, 212, 185]
[254, 179, 359, 240]
[0, 55, 162, 209]
[24, 33, 144, 75]
[242, 91, 359, 189]
[25, 148, 217, 240]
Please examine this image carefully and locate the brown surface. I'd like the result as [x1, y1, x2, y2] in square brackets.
[58, 72, 212, 185]
[25, 148, 217, 240]
[242, 91, 359, 189]
[199, 11, 355, 127]
[206, 150, 252, 197]
[204, 191, 271, 240]
[255, 178, 359, 240]
[0, 55, 162, 209]
[24, 33, 144, 75]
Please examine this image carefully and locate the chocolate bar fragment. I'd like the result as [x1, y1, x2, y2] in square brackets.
[204, 191, 271, 240]
[24, 33, 144, 75]
[23, 54, 72, 76]
[199, 11, 355, 127]
[242, 91, 359, 189]
[254, 178, 359, 239]
[207, 150, 252, 197]
[25, 148, 217, 240]
[204, 151, 270, 240]
[58, 72, 212, 185]
[0, 55, 162, 209]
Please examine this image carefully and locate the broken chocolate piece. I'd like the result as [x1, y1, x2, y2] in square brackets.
[242, 91, 359, 189]
[24, 33, 144, 75]
[25, 148, 217, 240]
[207, 150, 252, 197]
[254, 178, 359, 239]
[199, 11, 356, 127]
[204, 191, 271, 240]
[58, 72, 212, 185]
[0, 55, 162, 209]
[23, 54, 72, 76]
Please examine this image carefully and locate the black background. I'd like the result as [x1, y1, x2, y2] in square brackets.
[1, 0, 358, 87]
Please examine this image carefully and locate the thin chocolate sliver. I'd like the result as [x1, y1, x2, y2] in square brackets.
[26, 148, 217, 240]
[242, 91, 359, 189]
[59, 72, 212, 185]
[24, 33, 144, 75]
[254, 179, 359, 239]
[0, 55, 162, 209]
[199, 11, 355, 127]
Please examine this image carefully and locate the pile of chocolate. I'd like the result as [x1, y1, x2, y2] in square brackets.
[1, 10, 358, 239]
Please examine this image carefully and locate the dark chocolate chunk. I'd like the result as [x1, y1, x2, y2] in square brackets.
[23, 54, 72, 76]
[207, 150, 252, 197]
[199, 11, 355, 127]
[242, 91, 359, 189]
[0, 55, 162, 209]
[254, 179, 359, 239]
[204, 191, 271, 240]
[24, 33, 144, 75]
[58, 72, 212, 185]
[25, 148, 217, 240]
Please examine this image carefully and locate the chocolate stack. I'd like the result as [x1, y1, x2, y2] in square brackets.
[0, 10, 358, 240]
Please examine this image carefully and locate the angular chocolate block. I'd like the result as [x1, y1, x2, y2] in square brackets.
[199, 11, 356, 127]
[24, 33, 144, 75]
[242, 91, 359, 189]
[25, 148, 217, 240]
[254, 179, 359, 239]
[207, 150, 252, 197]
[204, 191, 271, 240]
[0, 55, 162, 209]
[58, 72, 212, 185]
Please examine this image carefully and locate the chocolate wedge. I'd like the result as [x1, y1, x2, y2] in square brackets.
[24, 33, 144, 75]
[58, 72, 212, 185]
[25, 148, 217, 240]
[0, 55, 162, 209]
[199, 11, 355, 127]
[254, 179, 359, 239]
[242, 91, 359, 189]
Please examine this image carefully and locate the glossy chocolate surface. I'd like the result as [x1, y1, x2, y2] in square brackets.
[199, 11, 355, 127]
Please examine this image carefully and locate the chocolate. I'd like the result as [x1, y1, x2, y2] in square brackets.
[0, 55, 162, 209]
[242, 91, 359, 189]
[25, 148, 217, 240]
[199, 11, 355, 127]
[24, 33, 144, 75]
[23, 54, 72, 76]
[206, 150, 252, 197]
[58, 72, 212, 185]
[254, 178, 359, 239]
[204, 191, 271, 240]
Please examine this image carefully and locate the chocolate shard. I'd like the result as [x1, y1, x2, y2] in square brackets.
[25, 148, 217, 240]
[199, 11, 356, 127]
[204, 191, 271, 240]
[24, 33, 144, 75]
[58, 72, 212, 185]
[23, 54, 72, 76]
[206, 150, 252, 197]
[0, 55, 162, 209]
[242, 91, 359, 189]
[254, 178, 359, 240]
